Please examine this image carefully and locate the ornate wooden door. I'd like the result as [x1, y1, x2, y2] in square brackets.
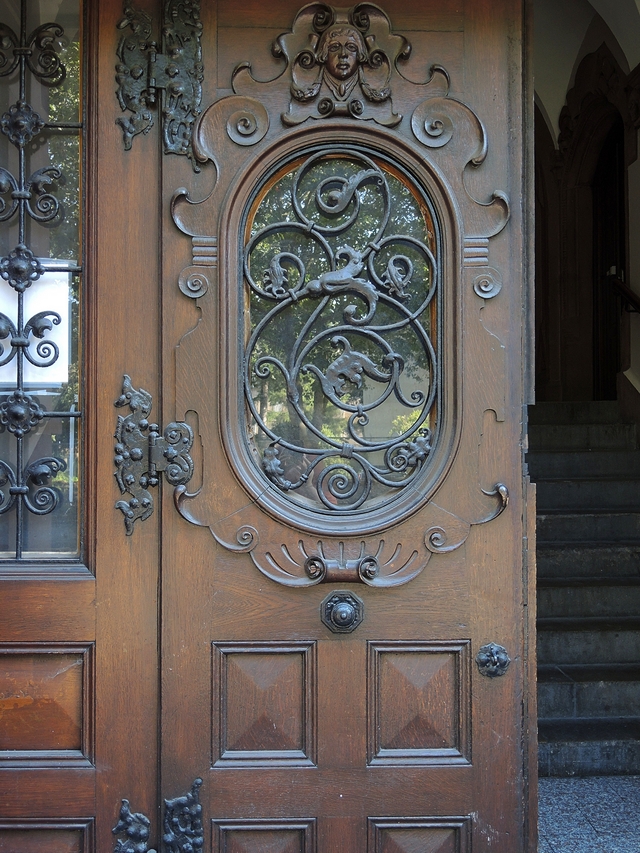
[140, 1, 534, 850]
[0, 2, 535, 852]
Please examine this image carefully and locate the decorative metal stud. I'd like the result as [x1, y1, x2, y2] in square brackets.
[321, 590, 364, 633]
[476, 642, 511, 678]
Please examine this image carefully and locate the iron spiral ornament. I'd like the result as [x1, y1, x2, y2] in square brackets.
[244, 149, 439, 514]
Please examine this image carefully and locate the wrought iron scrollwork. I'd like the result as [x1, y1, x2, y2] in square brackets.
[245, 149, 438, 514]
[0, 0, 81, 559]
[115, 1, 203, 168]
[114, 375, 194, 534]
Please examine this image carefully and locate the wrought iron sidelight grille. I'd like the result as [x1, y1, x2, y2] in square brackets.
[0, 0, 83, 560]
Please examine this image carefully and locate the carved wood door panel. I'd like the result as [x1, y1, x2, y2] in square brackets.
[114, 1, 535, 851]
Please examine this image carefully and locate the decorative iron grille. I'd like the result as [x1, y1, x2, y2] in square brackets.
[244, 149, 439, 513]
[0, 0, 82, 559]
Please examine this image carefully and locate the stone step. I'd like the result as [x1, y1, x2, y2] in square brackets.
[539, 738, 640, 777]
[538, 584, 640, 618]
[537, 511, 640, 543]
[538, 717, 640, 740]
[537, 543, 640, 579]
[528, 450, 640, 480]
[537, 627, 640, 665]
[538, 719, 640, 777]
[536, 478, 640, 511]
[538, 681, 640, 718]
[528, 422, 637, 452]
[538, 616, 640, 630]
[538, 662, 640, 682]
[528, 401, 623, 425]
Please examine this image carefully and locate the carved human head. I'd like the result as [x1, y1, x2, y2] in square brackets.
[318, 25, 367, 80]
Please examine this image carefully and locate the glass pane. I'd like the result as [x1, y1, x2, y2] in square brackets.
[21, 415, 80, 557]
[0, 130, 81, 261]
[0, 0, 82, 562]
[0, 269, 79, 390]
[26, 0, 81, 124]
[244, 150, 439, 513]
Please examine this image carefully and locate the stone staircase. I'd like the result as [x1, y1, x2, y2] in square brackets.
[528, 401, 640, 776]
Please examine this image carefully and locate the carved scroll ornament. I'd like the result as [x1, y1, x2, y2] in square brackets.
[176, 480, 509, 588]
[168, 2, 513, 588]
[271, 2, 410, 126]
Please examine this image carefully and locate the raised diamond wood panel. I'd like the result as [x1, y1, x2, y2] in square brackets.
[368, 641, 470, 765]
[212, 643, 316, 766]
[368, 818, 470, 853]
[212, 819, 315, 853]
[0, 821, 92, 853]
[0, 646, 92, 764]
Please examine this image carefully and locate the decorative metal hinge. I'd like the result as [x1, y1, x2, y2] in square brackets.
[115, 1, 203, 169]
[113, 779, 203, 853]
[114, 375, 194, 534]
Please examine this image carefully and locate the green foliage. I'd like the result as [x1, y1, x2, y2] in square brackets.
[46, 38, 81, 261]
[247, 154, 435, 457]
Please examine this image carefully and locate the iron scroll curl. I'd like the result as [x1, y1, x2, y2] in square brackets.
[243, 148, 440, 516]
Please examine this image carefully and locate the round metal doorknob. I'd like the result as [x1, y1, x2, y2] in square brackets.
[332, 601, 356, 628]
[321, 591, 364, 633]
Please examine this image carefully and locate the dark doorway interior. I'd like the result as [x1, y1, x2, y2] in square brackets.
[592, 115, 626, 401]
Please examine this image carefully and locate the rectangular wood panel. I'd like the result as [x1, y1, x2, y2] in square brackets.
[368, 641, 470, 765]
[0, 645, 93, 766]
[368, 817, 470, 853]
[212, 642, 316, 767]
[0, 821, 92, 853]
[212, 819, 316, 853]
[0, 577, 95, 642]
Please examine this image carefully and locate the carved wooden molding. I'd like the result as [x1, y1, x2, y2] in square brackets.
[170, 2, 511, 588]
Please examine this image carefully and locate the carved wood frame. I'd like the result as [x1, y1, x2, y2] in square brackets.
[170, 2, 510, 588]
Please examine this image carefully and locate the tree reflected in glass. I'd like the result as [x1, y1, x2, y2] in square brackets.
[244, 151, 439, 513]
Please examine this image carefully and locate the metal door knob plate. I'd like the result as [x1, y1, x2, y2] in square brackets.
[321, 591, 364, 633]
[476, 642, 511, 677]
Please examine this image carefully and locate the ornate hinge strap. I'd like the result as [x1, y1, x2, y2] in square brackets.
[114, 375, 194, 534]
[162, 778, 204, 853]
[115, 1, 203, 169]
[113, 779, 203, 853]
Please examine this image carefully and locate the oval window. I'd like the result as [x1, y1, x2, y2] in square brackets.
[243, 148, 440, 514]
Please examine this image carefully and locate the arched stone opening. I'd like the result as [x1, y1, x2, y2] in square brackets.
[536, 43, 640, 402]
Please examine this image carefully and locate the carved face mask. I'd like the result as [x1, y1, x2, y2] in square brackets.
[322, 28, 364, 80]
